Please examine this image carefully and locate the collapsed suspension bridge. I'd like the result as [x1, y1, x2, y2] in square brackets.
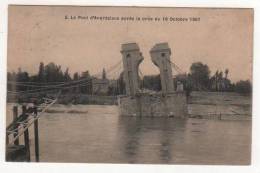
[6, 57, 185, 161]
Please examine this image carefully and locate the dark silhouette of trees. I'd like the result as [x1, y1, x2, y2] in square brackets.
[225, 69, 229, 79]
[210, 69, 233, 92]
[7, 62, 93, 94]
[102, 68, 107, 80]
[117, 72, 125, 95]
[80, 70, 92, 94]
[44, 63, 64, 82]
[7, 61, 252, 96]
[235, 80, 252, 94]
[38, 62, 45, 83]
[72, 72, 80, 93]
[189, 62, 210, 90]
[142, 75, 161, 91]
[64, 68, 71, 81]
[73, 72, 79, 81]
[16, 68, 30, 91]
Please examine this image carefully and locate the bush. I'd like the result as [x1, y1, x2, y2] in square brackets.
[235, 80, 252, 94]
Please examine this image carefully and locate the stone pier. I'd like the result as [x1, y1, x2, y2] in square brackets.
[118, 92, 187, 117]
[118, 42, 187, 118]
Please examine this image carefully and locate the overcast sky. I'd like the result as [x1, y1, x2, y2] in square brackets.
[7, 6, 253, 82]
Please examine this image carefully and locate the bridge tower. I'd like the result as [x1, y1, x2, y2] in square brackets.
[119, 42, 187, 118]
[121, 43, 144, 96]
[150, 43, 174, 94]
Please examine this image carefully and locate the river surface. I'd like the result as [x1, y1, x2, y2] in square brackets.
[6, 104, 251, 165]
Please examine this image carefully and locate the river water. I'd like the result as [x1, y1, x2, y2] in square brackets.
[6, 104, 251, 165]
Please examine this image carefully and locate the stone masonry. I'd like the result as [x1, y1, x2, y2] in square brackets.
[150, 43, 175, 94]
[121, 43, 144, 96]
[118, 42, 187, 118]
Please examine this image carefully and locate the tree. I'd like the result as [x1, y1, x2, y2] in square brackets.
[44, 62, 64, 82]
[117, 72, 126, 94]
[189, 62, 210, 90]
[102, 68, 107, 79]
[7, 72, 17, 92]
[218, 71, 224, 91]
[143, 75, 161, 91]
[7, 72, 16, 81]
[235, 80, 252, 94]
[64, 68, 71, 81]
[73, 72, 80, 93]
[223, 69, 230, 91]
[73, 72, 79, 80]
[16, 68, 29, 91]
[225, 69, 229, 79]
[38, 62, 45, 82]
[80, 70, 92, 94]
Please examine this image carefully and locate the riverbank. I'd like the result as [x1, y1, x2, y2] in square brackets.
[188, 91, 252, 120]
[7, 91, 252, 120]
[7, 94, 118, 105]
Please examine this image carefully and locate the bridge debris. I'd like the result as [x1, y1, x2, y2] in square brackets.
[6, 97, 58, 162]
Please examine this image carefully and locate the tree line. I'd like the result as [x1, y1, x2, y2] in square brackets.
[187, 62, 251, 94]
[143, 62, 251, 94]
[7, 62, 93, 95]
[7, 61, 252, 95]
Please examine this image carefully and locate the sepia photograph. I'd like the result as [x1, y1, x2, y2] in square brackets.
[5, 5, 253, 165]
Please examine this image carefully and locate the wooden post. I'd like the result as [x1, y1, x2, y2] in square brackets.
[22, 105, 30, 161]
[6, 134, 9, 145]
[13, 106, 19, 145]
[22, 105, 26, 115]
[24, 129, 30, 161]
[33, 107, 39, 162]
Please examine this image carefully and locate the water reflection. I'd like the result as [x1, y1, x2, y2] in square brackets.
[117, 117, 141, 163]
[117, 117, 188, 163]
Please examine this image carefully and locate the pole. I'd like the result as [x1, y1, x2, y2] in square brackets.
[13, 106, 19, 145]
[24, 128, 30, 161]
[6, 135, 9, 145]
[22, 105, 30, 161]
[33, 106, 39, 162]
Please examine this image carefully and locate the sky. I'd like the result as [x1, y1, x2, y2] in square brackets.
[7, 5, 253, 82]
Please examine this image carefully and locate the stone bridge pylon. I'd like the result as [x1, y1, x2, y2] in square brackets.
[150, 43, 175, 94]
[118, 42, 187, 118]
[121, 43, 144, 96]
